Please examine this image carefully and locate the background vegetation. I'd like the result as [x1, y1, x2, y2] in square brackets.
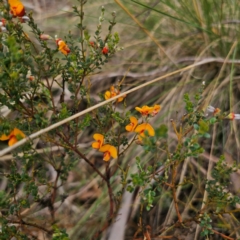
[1, 0, 240, 239]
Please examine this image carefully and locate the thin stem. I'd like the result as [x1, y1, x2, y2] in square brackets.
[60, 135, 107, 182]
[105, 162, 114, 217]
[9, 220, 52, 235]
[171, 163, 182, 223]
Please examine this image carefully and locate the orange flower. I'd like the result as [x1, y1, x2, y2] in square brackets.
[99, 144, 117, 161]
[8, 0, 25, 17]
[135, 105, 154, 116]
[102, 46, 109, 55]
[0, 128, 25, 146]
[151, 104, 161, 116]
[104, 91, 112, 100]
[56, 38, 70, 55]
[92, 133, 104, 149]
[135, 123, 155, 137]
[226, 113, 240, 120]
[104, 86, 125, 103]
[125, 116, 138, 132]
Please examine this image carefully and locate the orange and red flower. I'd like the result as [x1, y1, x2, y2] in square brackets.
[92, 133, 104, 149]
[135, 105, 154, 116]
[135, 104, 161, 116]
[151, 104, 161, 116]
[99, 144, 117, 161]
[0, 128, 25, 146]
[104, 86, 125, 103]
[8, 0, 25, 17]
[134, 123, 155, 144]
[92, 134, 117, 161]
[135, 123, 155, 137]
[125, 116, 138, 132]
[56, 38, 70, 55]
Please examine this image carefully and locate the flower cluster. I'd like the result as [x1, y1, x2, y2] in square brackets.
[104, 86, 126, 103]
[55, 38, 71, 55]
[39, 34, 71, 55]
[8, 0, 29, 22]
[135, 105, 161, 117]
[92, 134, 117, 161]
[126, 104, 161, 143]
[0, 128, 25, 146]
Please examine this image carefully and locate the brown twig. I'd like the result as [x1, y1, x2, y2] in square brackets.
[59, 134, 107, 182]
[210, 229, 234, 240]
[49, 165, 62, 222]
[105, 162, 114, 217]
[9, 220, 52, 235]
[172, 163, 182, 223]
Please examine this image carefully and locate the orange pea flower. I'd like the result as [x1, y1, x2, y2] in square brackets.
[0, 128, 25, 146]
[135, 123, 155, 137]
[99, 144, 117, 161]
[92, 133, 104, 149]
[104, 86, 125, 103]
[125, 116, 138, 132]
[226, 113, 240, 120]
[151, 104, 161, 116]
[56, 38, 70, 55]
[8, 0, 25, 17]
[135, 105, 154, 116]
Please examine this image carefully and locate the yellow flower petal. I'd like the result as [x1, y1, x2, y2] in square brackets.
[110, 86, 115, 93]
[104, 86, 125, 102]
[152, 104, 161, 116]
[104, 91, 111, 100]
[0, 128, 25, 145]
[135, 105, 154, 116]
[0, 133, 11, 141]
[117, 97, 124, 102]
[92, 133, 104, 149]
[125, 116, 138, 132]
[8, 136, 17, 146]
[135, 123, 155, 137]
[92, 142, 101, 149]
[99, 144, 117, 161]
[145, 123, 155, 136]
[12, 128, 25, 139]
[103, 151, 111, 161]
[57, 40, 70, 55]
